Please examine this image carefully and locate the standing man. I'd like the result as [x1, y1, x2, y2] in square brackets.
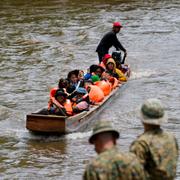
[130, 98, 179, 180]
[83, 120, 146, 180]
[96, 22, 127, 63]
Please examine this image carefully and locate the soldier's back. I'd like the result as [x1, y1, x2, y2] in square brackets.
[130, 129, 179, 180]
[83, 147, 145, 180]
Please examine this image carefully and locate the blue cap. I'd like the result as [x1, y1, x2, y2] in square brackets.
[76, 87, 87, 94]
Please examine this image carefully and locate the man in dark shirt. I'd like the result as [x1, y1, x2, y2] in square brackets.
[96, 22, 127, 63]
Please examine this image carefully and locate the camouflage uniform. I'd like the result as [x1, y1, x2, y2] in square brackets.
[130, 98, 179, 180]
[83, 120, 146, 180]
[83, 147, 146, 180]
[130, 129, 178, 180]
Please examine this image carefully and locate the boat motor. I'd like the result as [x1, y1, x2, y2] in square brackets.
[112, 51, 126, 64]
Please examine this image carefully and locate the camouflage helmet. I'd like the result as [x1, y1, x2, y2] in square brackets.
[89, 120, 119, 144]
[140, 98, 168, 125]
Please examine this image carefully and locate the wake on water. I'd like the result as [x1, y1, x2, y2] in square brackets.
[130, 70, 157, 80]
[0, 126, 92, 143]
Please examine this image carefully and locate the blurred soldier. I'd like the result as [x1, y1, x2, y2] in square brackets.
[130, 98, 179, 180]
[83, 120, 145, 180]
[96, 22, 127, 63]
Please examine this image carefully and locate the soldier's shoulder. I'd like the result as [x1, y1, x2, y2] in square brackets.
[121, 152, 142, 164]
[132, 132, 150, 143]
[164, 131, 176, 138]
[89, 149, 129, 168]
[163, 131, 179, 148]
[131, 130, 178, 148]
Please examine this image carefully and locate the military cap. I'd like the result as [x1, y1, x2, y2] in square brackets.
[140, 98, 168, 125]
[89, 120, 119, 144]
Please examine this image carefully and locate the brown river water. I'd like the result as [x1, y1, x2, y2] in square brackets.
[0, 0, 180, 179]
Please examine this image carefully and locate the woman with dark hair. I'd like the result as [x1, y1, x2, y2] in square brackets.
[84, 64, 98, 80]
[66, 70, 79, 93]
[84, 64, 105, 81]
[67, 69, 85, 94]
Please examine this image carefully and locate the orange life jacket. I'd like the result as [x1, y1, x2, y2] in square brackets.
[94, 80, 111, 96]
[88, 85, 104, 103]
[109, 77, 119, 90]
[48, 87, 64, 110]
[64, 99, 73, 116]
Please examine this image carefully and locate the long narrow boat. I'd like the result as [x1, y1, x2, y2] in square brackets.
[26, 66, 130, 135]
[26, 84, 123, 134]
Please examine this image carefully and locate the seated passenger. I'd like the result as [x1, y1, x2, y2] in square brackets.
[37, 90, 72, 116]
[78, 70, 84, 80]
[84, 64, 98, 80]
[48, 90, 67, 116]
[93, 65, 105, 79]
[84, 80, 104, 104]
[66, 70, 79, 93]
[49, 90, 72, 116]
[47, 78, 69, 109]
[105, 58, 127, 82]
[72, 87, 90, 113]
[99, 54, 112, 69]
[58, 78, 69, 94]
[76, 70, 85, 89]
[85, 64, 105, 81]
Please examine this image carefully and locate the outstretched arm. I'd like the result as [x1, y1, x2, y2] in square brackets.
[114, 35, 126, 52]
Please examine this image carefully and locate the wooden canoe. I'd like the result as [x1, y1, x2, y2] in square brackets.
[26, 83, 127, 134]
[26, 66, 130, 135]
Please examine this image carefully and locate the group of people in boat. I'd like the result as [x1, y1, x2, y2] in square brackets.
[37, 21, 128, 116]
[38, 53, 129, 116]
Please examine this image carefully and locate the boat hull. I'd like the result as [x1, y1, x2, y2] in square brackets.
[26, 114, 66, 134]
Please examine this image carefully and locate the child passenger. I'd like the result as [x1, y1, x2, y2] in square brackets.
[71, 87, 90, 113]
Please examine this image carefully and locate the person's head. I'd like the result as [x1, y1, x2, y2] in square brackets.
[102, 54, 112, 65]
[89, 64, 98, 74]
[89, 120, 119, 154]
[78, 70, 84, 80]
[140, 98, 168, 131]
[106, 58, 116, 71]
[67, 70, 78, 84]
[55, 90, 67, 104]
[112, 22, 123, 33]
[107, 62, 114, 71]
[58, 78, 68, 89]
[94, 66, 105, 77]
[76, 87, 88, 98]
